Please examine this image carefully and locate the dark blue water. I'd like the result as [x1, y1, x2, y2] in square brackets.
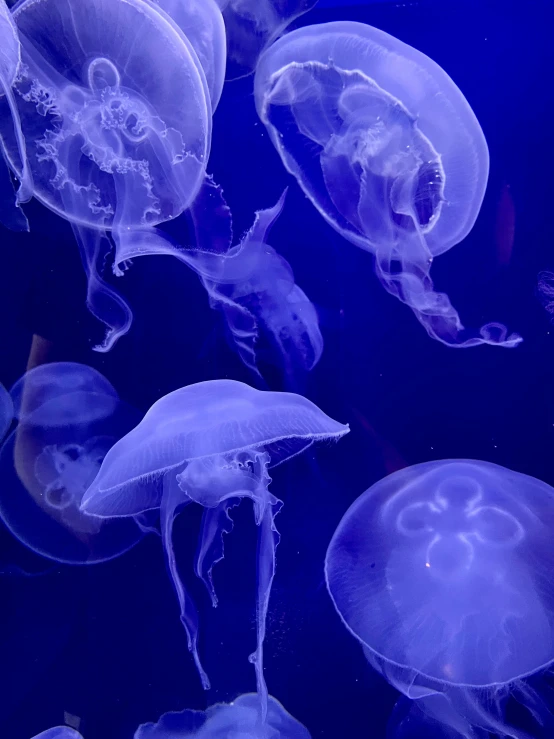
[1, 0, 553, 737]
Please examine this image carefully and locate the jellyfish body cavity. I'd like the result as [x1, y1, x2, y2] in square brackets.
[3, 0, 211, 230]
[82, 379, 348, 711]
[254, 22, 521, 349]
[0, 362, 143, 564]
[325, 459, 554, 738]
[134, 693, 311, 738]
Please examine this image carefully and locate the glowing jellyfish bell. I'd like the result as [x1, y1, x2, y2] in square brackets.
[31, 729, 84, 739]
[0, 363, 143, 564]
[134, 693, 311, 738]
[2, 0, 211, 230]
[325, 459, 554, 738]
[82, 379, 348, 714]
[254, 22, 522, 349]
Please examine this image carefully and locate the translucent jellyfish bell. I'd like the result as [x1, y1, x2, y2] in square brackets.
[135, 693, 311, 738]
[2, 0, 210, 230]
[82, 380, 348, 712]
[31, 729, 84, 739]
[254, 22, 522, 349]
[0, 382, 13, 441]
[325, 459, 554, 738]
[10, 362, 119, 427]
[149, 0, 226, 110]
[0, 363, 143, 564]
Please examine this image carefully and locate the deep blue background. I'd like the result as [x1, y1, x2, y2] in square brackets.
[1, 0, 554, 737]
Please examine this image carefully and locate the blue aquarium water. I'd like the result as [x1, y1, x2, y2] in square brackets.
[0, 0, 553, 737]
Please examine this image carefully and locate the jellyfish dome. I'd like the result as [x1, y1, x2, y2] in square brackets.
[0, 381, 13, 440]
[254, 22, 521, 349]
[82, 379, 348, 709]
[1, 0, 211, 230]
[325, 459, 554, 738]
[10, 362, 119, 427]
[31, 729, 84, 739]
[0, 363, 143, 564]
[134, 693, 311, 738]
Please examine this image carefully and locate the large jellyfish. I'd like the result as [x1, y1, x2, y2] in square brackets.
[0, 381, 13, 441]
[254, 22, 522, 349]
[135, 693, 311, 738]
[149, 0, 226, 110]
[216, 0, 316, 80]
[112, 189, 323, 386]
[0, 0, 212, 350]
[325, 459, 554, 738]
[0, 362, 143, 563]
[81, 380, 348, 716]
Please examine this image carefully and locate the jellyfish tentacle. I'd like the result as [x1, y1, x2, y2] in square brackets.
[195, 499, 240, 607]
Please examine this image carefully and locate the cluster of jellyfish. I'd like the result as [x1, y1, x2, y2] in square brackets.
[1, 0, 549, 737]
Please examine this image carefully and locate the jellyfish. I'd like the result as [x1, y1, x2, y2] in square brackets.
[254, 22, 522, 349]
[31, 729, 84, 739]
[112, 189, 323, 386]
[149, 0, 226, 110]
[0, 362, 143, 563]
[325, 459, 554, 738]
[216, 0, 316, 80]
[0, 382, 13, 441]
[81, 379, 348, 716]
[0, 0, 212, 350]
[0, 0, 32, 231]
[135, 693, 311, 738]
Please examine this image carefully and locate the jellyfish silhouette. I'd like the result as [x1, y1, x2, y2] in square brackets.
[0, 382, 13, 441]
[134, 693, 311, 738]
[31, 729, 84, 739]
[325, 459, 554, 738]
[216, 0, 316, 80]
[0, 0, 32, 230]
[81, 379, 348, 716]
[0, 0, 212, 350]
[112, 188, 323, 386]
[254, 22, 522, 349]
[149, 0, 226, 110]
[0, 362, 143, 563]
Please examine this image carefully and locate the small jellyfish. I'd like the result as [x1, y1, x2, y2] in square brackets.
[81, 380, 348, 715]
[0, 381, 13, 441]
[135, 693, 311, 738]
[112, 189, 323, 386]
[149, 0, 226, 110]
[31, 729, 84, 739]
[0, 362, 143, 564]
[0, 0, 32, 231]
[0, 0, 212, 350]
[325, 459, 554, 738]
[216, 0, 316, 80]
[254, 22, 521, 349]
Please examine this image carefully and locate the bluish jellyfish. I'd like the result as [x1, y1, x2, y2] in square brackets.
[0, 381, 13, 441]
[0, 0, 32, 231]
[0, 363, 143, 564]
[31, 729, 84, 739]
[254, 22, 522, 349]
[150, 0, 226, 110]
[325, 459, 554, 739]
[216, 0, 316, 80]
[135, 693, 311, 738]
[0, 0, 212, 350]
[112, 190, 323, 385]
[10, 362, 119, 427]
[81, 380, 348, 714]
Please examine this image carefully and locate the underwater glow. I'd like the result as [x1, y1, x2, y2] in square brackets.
[254, 21, 522, 349]
[82, 379, 348, 715]
[134, 693, 311, 738]
[0, 362, 143, 564]
[325, 459, 554, 738]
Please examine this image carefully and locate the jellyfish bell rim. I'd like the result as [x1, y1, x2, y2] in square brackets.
[7, 0, 212, 231]
[324, 458, 554, 690]
[254, 20, 490, 257]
